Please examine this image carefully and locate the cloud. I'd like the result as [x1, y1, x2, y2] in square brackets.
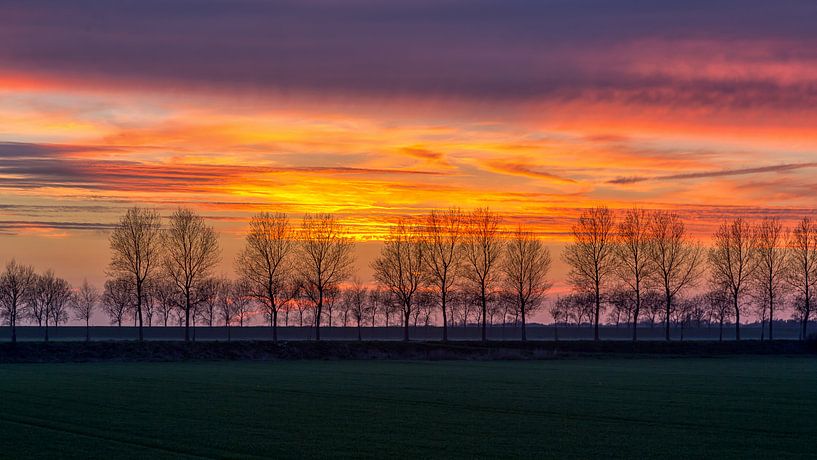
[0, 142, 443, 193]
[482, 160, 576, 184]
[2, 1, 817, 110]
[608, 162, 817, 184]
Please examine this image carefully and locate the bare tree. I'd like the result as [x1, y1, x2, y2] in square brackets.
[72, 279, 99, 341]
[344, 280, 369, 341]
[31, 271, 71, 342]
[0, 259, 35, 343]
[237, 212, 294, 342]
[648, 211, 704, 341]
[501, 225, 552, 341]
[108, 207, 162, 341]
[616, 207, 655, 341]
[230, 280, 253, 327]
[787, 217, 817, 340]
[705, 287, 732, 341]
[709, 218, 757, 341]
[751, 218, 788, 341]
[163, 207, 221, 341]
[421, 208, 464, 341]
[372, 219, 426, 341]
[368, 287, 385, 327]
[296, 213, 355, 340]
[563, 206, 616, 340]
[461, 208, 503, 342]
[152, 277, 180, 327]
[211, 277, 236, 341]
[103, 277, 133, 326]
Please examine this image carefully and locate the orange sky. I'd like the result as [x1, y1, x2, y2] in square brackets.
[1, 2, 817, 324]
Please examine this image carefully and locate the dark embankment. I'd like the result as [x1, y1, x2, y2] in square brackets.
[0, 340, 816, 363]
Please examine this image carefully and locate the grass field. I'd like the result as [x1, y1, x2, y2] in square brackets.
[0, 358, 815, 459]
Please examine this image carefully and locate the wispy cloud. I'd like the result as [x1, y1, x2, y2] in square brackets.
[608, 162, 817, 184]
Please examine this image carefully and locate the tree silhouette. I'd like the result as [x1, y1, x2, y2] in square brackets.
[0, 259, 35, 343]
[709, 218, 757, 341]
[71, 279, 99, 341]
[786, 217, 817, 340]
[501, 225, 552, 341]
[615, 207, 655, 341]
[296, 213, 355, 341]
[162, 207, 221, 341]
[237, 212, 294, 342]
[421, 208, 464, 342]
[462, 208, 502, 342]
[751, 218, 788, 341]
[647, 211, 703, 341]
[563, 206, 616, 341]
[108, 207, 162, 341]
[372, 219, 426, 341]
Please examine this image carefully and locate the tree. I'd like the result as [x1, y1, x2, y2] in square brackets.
[31, 271, 71, 342]
[163, 207, 221, 341]
[103, 277, 133, 326]
[501, 225, 552, 341]
[108, 207, 162, 341]
[648, 211, 704, 341]
[705, 287, 732, 341]
[152, 278, 180, 327]
[461, 208, 503, 342]
[786, 217, 817, 340]
[372, 219, 426, 341]
[709, 218, 757, 341]
[549, 297, 569, 340]
[237, 212, 294, 342]
[344, 280, 369, 341]
[72, 279, 99, 341]
[212, 277, 236, 341]
[296, 213, 355, 341]
[616, 207, 655, 341]
[563, 206, 616, 340]
[230, 280, 253, 327]
[421, 208, 464, 342]
[751, 217, 788, 341]
[0, 259, 35, 343]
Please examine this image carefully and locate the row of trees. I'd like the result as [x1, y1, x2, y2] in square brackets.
[3, 206, 816, 342]
[562, 206, 817, 341]
[0, 260, 99, 342]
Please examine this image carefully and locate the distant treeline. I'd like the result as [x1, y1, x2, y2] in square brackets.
[1, 206, 815, 343]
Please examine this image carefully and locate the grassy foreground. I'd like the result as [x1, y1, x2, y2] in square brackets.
[0, 358, 814, 458]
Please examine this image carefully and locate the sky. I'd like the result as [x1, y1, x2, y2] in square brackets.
[1, 1, 817, 318]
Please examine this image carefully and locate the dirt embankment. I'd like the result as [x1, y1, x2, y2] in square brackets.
[0, 340, 815, 363]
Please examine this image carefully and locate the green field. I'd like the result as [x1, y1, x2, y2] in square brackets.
[0, 358, 815, 459]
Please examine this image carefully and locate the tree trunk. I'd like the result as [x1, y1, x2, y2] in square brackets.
[315, 290, 323, 341]
[632, 291, 640, 342]
[664, 290, 672, 341]
[734, 294, 741, 341]
[185, 290, 191, 342]
[481, 284, 487, 342]
[719, 318, 724, 342]
[594, 284, 601, 341]
[11, 310, 16, 343]
[403, 308, 410, 341]
[520, 300, 527, 342]
[136, 279, 144, 342]
[441, 290, 448, 342]
[86, 318, 90, 342]
[273, 307, 278, 343]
